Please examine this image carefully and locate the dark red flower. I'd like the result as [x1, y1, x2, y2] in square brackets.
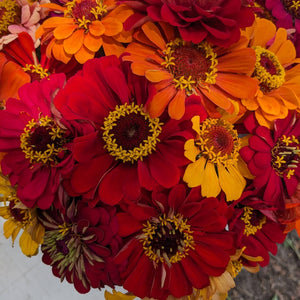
[120, 0, 255, 46]
[0, 74, 94, 209]
[229, 189, 286, 267]
[39, 198, 122, 293]
[240, 112, 300, 209]
[114, 185, 235, 300]
[54, 55, 207, 206]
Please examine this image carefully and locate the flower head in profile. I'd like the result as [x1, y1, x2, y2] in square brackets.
[120, 0, 255, 47]
[0, 73, 93, 209]
[240, 112, 300, 208]
[242, 17, 300, 128]
[54, 55, 207, 206]
[123, 22, 258, 120]
[35, 0, 133, 64]
[40, 198, 122, 293]
[183, 116, 247, 201]
[0, 173, 44, 256]
[115, 185, 235, 300]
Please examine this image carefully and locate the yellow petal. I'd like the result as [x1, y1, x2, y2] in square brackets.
[19, 231, 39, 257]
[183, 157, 206, 188]
[3, 219, 18, 240]
[184, 139, 200, 162]
[104, 290, 136, 300]
[201, 162, 221, 198]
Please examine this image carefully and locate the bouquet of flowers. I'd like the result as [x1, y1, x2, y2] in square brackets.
[0, 0, 300, 299]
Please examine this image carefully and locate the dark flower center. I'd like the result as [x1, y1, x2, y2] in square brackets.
[72, 0, 98, 20]
[9, 198, 28, 223]
[56, 239, 69, 255]
[241, 206, 267, 236]
[20, 116, 67, 166]
[0, 0, 21, 37]
[281, 0, 300, 19]
[102, 103, 162, 163]
[271, 135, 300, 179]
[141, 214, 194, 266]
[22, 64, 49, 81]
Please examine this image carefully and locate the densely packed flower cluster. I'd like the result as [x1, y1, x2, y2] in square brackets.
[1, 0, 300, 299]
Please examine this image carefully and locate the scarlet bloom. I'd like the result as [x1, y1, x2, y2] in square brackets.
[55, 55, 206, 205]
[229, 189, 286, 267]
[40, 198, 122, 293]
[240, 112, 300, 209]
[0, 74, 93, 209]
[114, 185, 235, 300]
[123, 22, 258, 120]
[120, 0, 255, 47]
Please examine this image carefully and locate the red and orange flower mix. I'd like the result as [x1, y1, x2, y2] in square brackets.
[0, 1, 300, 299]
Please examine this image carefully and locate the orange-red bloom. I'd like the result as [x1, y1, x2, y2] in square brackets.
[36, 0, 133, 64]
[123, 22, 258, 120]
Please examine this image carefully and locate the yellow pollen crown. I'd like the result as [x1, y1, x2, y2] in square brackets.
[0, 0, 20, 36]
[241, 206, 266, 236]
[22, 64, 49, 79]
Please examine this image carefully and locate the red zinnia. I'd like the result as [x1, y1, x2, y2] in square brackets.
[0, 74, 94, 209]
[120, 0, 255, 46]
[54, 55, 207, 205]
[40, 198, 122, 293]
[114, 184, 235, 299]
[240, 112, 300, 209]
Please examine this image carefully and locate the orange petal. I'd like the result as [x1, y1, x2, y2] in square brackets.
[89, 20, 105, 37]
[74, 44, 95, 64]
[257, 93, 281, 116]
[63, 29, 84, 55]
[84, 33, 103, 52]
[145, 69, 173, 82]
[53, 24, 76, 39]
[250, 18, 276, 48]
[268, 28, 287, 54]
[40, 3, 65, 11]
[102, 36, 125, 57]
[270, 86, 300, 109]
[113, 29, 133, 43]
[275, 40, 296, 66]
[168, 89, 186, 120]
[241, 97, 259, 111]
[141, 22, 166, 51]
[217, 48, 256, 73]
[130, 61, 159, 76]
[255, 109, 273, 128]
[52, 40, 72, 64]
[215, 73, 258, 99]
[39, 17, 74, 29]
[102, 17, 123, 36]
[107, 4, 134, 22]
[146, 85, 177, 118]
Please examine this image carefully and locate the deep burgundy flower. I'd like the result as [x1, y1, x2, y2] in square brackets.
[0, 74, 94, 209]
[54, 55, 207, 206]
[114, 184, 235, 300]
[240, 112, 300, 209]
[229, 189, 286, 267]
[39, 198, 122, 293]
[120, 0, 255, 46]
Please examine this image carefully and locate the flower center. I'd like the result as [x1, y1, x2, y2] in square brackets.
[162, 38, 218, 92]
[281, 0, 300, 19]
[141, 214, 194, 266]
[0, 0, 21, 37]
[241, 206, 266, 236]
[20, 115, 67, 166]
[253, 46, 285, 92]
[194, 118, 241, 165]
[271, 134, 300, 179]
[22, 64, 49, 81]
[66, 0, 107, 29]
[8, 196, 30, 224]
[102, 103, 163, 163]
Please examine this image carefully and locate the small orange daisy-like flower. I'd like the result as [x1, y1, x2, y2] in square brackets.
[242, 17, 300, 128]
[123, 22, 258, 120]
[36, 0, 133, 64]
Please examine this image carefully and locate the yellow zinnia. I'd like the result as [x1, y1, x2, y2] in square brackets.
[0, 173, 45, 257]
[183, 116, 246, 201]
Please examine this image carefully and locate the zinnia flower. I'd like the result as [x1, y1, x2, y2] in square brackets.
[114, 184, 235, 300]
[120, 0, 255, 47]
[39, 198, 122, 293]
[35, 0, 133, 64]
[229, 189, 286, 267]
[183, 116, 247, 201]
[0, 173, 45, 256]
[0, 73, 94, 209]
[240, 112, 300, 208]
[123, 22, 258, 120]
[54, 55, 207, 205]
[242, 17, 300, 128]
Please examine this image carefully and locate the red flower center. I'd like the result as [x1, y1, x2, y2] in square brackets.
[282, 0, 300, 19]
[271, 135, 300, 179]
[259, 55, 277, 75]
[0, 0, 21, 37]
[72, 0, 98, 21]
[22, 64, 49, 81]
[9, 198, 27, 223]
[241, 206, 267, 236]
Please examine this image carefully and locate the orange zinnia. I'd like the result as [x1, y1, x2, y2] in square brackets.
[36, 0, 133, 64]
[123, 22, 258, 120]
[242, 17, 300, 128]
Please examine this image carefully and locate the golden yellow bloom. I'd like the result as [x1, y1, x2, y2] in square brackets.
[0, 173, 45, 256]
